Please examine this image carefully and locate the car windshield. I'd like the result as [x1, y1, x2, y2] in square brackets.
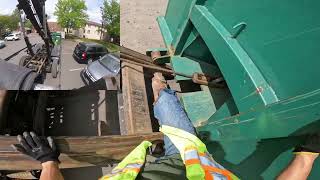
[99, 54, 120, 73]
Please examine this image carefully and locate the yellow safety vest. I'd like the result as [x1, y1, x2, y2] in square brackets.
[100, 125, 239, 180]
[99, 141, 152, 180]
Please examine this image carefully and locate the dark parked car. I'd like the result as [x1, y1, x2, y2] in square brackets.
[81, 53, 120, 85]
[73, 42, 108, 63]
[1, 32, 11, 39]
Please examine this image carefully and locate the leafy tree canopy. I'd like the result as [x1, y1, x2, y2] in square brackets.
[25, 20, 33, 29]
[0, 9, 20, 36]
[54, 0, 88, 32]
[102, 0, 120, 37]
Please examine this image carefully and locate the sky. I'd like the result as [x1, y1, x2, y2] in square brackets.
[0, 0, 105, 23]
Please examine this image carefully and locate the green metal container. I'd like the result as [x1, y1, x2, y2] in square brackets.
[51, 32, 62, 46]
[152, 0, 320, 179]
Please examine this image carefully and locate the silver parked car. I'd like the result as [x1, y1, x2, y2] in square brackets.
[81, 53, 120, 85]
[0, 40, 5, 48]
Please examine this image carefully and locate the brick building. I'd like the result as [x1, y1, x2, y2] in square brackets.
[48, 22, 63, 32]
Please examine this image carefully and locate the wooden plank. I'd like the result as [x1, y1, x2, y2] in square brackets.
[0, 90, 8, 131]
[99, 90, 121, 136]
[121, 62, 153, 135]
[0, 90, 7, 111]
[120, 46, 152, 62]
[0, 133, 163, 170]
[33, 91, 48, 136]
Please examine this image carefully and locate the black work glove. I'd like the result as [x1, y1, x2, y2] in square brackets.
[294, 134, 320, 154]
[12, 132, 60, 163]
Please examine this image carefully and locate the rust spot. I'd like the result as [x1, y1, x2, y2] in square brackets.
[256, 87, 264, 94]
[150, 51, 161, 61]
[169, 44, 175, 55]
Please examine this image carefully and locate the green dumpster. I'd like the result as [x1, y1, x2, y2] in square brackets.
[153, 0, 320, 179]
[51, 32, 62, 46]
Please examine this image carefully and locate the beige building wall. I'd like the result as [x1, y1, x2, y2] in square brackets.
[69, 22, 106, 40]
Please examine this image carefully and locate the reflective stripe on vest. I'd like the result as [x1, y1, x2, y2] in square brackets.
[99, 141, 152, 180]
[160, 125, 240, 180]
[184, 147, 235, 180]
[100, 125, 239, 180]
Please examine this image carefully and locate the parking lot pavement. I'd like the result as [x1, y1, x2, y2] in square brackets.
[0, 33, 42, 64]
[0, 34, 87, 89]
[54, 39, 86, 90]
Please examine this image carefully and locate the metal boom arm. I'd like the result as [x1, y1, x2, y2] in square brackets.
[17, 0, 53, 48]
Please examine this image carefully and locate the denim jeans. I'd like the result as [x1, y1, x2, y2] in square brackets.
[154, 89, 196, 156]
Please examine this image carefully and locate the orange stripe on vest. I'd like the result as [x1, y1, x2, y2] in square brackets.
[205, 170, 214, 180]
[185, 159, 201, 165]
[202, 165, 232, 180]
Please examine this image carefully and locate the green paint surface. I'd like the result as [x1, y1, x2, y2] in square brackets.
[171, 56, 221, 81]
[51, 32, 62, 46]
[180, 90, 216, 125]
[157, 0, 320, 179]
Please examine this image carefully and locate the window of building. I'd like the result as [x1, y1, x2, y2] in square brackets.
[87, 30, 90, 34]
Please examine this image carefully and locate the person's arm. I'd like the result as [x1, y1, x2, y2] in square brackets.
[41, 161, 64, 180]
[277, 134, 320, 180]
[12, 132, 63, 180]
[277, 153, 318, 180]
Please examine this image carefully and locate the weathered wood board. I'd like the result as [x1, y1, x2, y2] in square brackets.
[0, 133, 163, 170]
[121, 62, 153, 135]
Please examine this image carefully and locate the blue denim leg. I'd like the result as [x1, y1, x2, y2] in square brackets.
[154, 89, 196, 156]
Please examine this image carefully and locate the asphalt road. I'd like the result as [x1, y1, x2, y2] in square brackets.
[45, 39, 86, 89]
[0, 34, 86, 89]
[0, 33, 42, 64]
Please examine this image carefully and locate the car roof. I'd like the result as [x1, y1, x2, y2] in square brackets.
[79, 42, 104, 48]
[100, 53, 120, 62]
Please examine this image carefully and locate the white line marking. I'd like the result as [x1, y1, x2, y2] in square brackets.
[69, 68, 84, 72]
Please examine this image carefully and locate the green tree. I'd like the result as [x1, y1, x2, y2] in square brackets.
[11, 8, 21, 21]
[102, 0, 120, 37]
[54, 0, 88, 34]
[0, 15, 11, 35]
[0, 9, 20, 36]
[9, 8, 21, 30]
[25, 20, 33, 29]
